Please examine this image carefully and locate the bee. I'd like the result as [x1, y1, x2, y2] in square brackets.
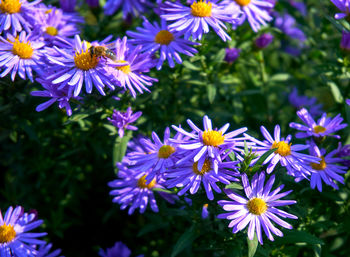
[89, 45, 116, 62]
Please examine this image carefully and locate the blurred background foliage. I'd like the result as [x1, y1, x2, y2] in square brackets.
[1, 0, 350, 256]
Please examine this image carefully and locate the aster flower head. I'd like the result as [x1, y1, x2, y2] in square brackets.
[37, 243, 63, 257]
[335, 142, 350, 168]
[170, 115, 248, 174]
[331, 0, 350, 20]
[288, 87, 323, 117]
[109, 156, 177, 215]
[340, 31, 350, 51]
[45, 35, 118, 97]
[166, 157, 240, 200]
[255, 33, 274, 49]
[289, 108, 348, 140]
[229, 0, 274, 32]
[346, 99, 350, 105]
[127, 127, 181, 182]
[31, 77, 81, 116]
[244, 125, 320, 179]
[99, 241, 131, 257]
[0, 0, 41, 35]
[218, 172, 298, 244]
[306, 141, 347, 192]
[127, 18, 199, 70]
[0, 31, 45, 82]
[202, 203, 209, 219]
[109, 36, 158, 98]
[107, 107, 142, 138]
[160, 0, 242, 41]
[224, 47, 240, 63]
[104, 0, 148, 18]
[31, 6, 79, 47]
[0, 206, 47, 256]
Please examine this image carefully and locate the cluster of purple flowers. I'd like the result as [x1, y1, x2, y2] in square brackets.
[0, 206, 62, 257]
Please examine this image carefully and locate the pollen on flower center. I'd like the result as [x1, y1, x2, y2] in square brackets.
[155, 30, 174, 45]
[74, 49, 99, 71]
[12, 40, 33, 59]
[192, 159, 211, 175]
[158, 145, 176, 159]
[46, 26, 58, 36]
[116, 60, 131, 74]
[137, 175, 156, 189]
[0, 223, 16, 243]
[202, 130, 224, 147]
[247, 198, 267, 215]
[0, 0, 21, 14]
[271, 141, 292, 157]
[191, 0, 212, 17]
[311, 156, 327, 170]
[313, 125, 326, 134]
[235, 0, 251, 6]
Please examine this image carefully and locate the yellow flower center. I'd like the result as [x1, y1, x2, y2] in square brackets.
[116, 60, 131, 74]
[191, 0, 212, 17]
[154, 30, 174, 45]
[271, 141, 292, 157]
[192, 159, 211, 175]
[158, 145, 176, 159]
[74, 49, 98, 71]
[137, 175, 156, 189]
[0, 223, 16, 243]
[313, 125, 326, 134]
[0, 0, 21, 14]
[235, 0, 251, 6]
[45, 8, 52, 14]
[46, 26, 58, 36]
[247, 198, 267, 215]
[202, 130, 224, 147]
[311, 156, 327, 170]
[12, 40, 33, 59]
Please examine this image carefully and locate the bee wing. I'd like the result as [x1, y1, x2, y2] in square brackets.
[103, 43, 116, 49]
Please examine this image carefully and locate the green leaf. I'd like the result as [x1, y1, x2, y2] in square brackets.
[274, 231, 324, 245]
[269, 73, 291, 82]
[152, 187, 175, 194]
[225, 182, 243, 190]
[247, 234, 258, 257]
[254, 148, 276, 167]
[171, 225, 198, 257]
[207, 84, 216, 103]
[327, 81, 344, 103]
[183, 60, 200, 71]
[112, 135, 131, 168]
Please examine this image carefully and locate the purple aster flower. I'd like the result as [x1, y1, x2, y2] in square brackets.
[217, 172, 298, 245]
[166, 158, 240, 200]
[331, 0, 350, 20]
[347, 99, 350, 105]
[244, 125, 320, 179]
[45, 35, 119, 97]
[127, 18, 199, 70]
[104, 0, 148, 18]
[31, 7, 79, 47]
[335, 142, 350, 167]
[109, 157, 177, 215]
[255, 33, 274, 49]
[86, 0, 99, 8]
[107, 107, 142, 138]
[224, 47, 240, 63]
[202, 203, 209, 219]
[127, 127, 181, 181]
[229, 0, 274, 32]
[305, 141, 347, 192]
[170, 115, 248, 173]
[340, 31, 350, 51]
[288, 87, 323, 117]
[37, 243, 63, 257]
[0, 31, 45, 82]
[0, 206, 47, 256]
[99, 241, 131, 257]
[59, 0, 76, 12]
[109, 36, 158, 98]
[31, 77, 81, 116]
[0, 0, 40, 35]
[289, 108, 347, 140]
[160, 0, 242, 41]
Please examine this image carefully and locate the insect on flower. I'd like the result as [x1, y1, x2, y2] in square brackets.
[89, 44, 116, 62]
